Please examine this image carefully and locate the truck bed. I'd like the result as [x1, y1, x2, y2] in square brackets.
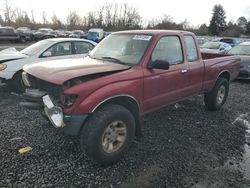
[201, 53, 240, 92]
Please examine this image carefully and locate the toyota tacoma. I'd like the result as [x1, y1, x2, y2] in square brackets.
[21, 30, 240, 165]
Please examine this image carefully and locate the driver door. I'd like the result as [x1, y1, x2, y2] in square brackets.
[143, 35, 189, 112]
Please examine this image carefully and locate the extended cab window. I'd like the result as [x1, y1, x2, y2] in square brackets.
[152, 36, 183, 65]
[184, 35, 198, 61]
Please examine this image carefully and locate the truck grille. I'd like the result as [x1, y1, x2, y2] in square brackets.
[23, 72, 63, 103]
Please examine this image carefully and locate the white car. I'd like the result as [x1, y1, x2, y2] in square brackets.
[0, 38, 97, 92]
[200, 41, 232, 54]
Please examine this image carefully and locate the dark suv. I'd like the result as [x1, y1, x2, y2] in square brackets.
[0, 26, 27, 43]
[220, 37, 240, 47]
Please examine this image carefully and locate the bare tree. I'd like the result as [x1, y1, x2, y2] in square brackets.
[14, 8, 31, 28]
[96, 5, 104, 28]
[31, 10, 35, 24]
[147, 18, 160, 29]
[114, 3, 141, 30]
[104, 3, 112, 29]
[0, 15, 4, 26]
[112, 3, 118, 30]
[42, 11, 47, 25]
[3, 0, 15, 25]
[51, 14, 63, 29]
[87, 11, 95, 28]
[67, 11, 81, 30]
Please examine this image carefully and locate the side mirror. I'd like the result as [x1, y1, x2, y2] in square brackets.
[219, 48, 225, 51]
[148, 59, 170, 70]
[42, 51, 52, 57]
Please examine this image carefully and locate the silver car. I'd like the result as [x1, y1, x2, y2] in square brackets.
[228, 42, 250, 79]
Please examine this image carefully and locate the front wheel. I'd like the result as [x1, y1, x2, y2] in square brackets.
[80, 104, 135, 165]
[204, 77, 229, 111]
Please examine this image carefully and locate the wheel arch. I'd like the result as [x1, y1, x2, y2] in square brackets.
[91, 95, 142, 137]
[217, 70, 230, 81]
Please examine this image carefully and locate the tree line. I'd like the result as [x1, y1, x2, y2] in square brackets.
[0, 1, 142, 31]
[0, 0, 249, 37]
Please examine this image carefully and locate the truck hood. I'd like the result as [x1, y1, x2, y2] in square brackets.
[23, 57, 130, 85]
[0, 48, 27, 63]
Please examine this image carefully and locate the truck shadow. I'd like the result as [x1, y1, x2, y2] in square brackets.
[121, 98, 249, 188]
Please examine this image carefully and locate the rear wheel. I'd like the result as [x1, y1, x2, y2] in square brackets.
[204, 77, 229, 111]
[80, 104, 135, 165]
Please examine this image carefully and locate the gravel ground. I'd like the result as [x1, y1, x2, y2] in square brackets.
[0, 81, 250, 188]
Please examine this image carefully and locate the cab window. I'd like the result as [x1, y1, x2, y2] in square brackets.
[152, 36, 183, 65]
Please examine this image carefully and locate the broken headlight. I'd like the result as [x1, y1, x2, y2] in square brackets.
[0, 64, 7, 71]
[61, 94, 77, 108]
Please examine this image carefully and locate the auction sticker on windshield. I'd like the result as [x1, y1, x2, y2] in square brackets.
[133, 35, 152, 41]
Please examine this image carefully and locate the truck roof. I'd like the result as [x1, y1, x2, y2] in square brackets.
[114, 30, 194, 36]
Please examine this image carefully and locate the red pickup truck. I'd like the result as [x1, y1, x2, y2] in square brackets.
[21, 30, 240, 165]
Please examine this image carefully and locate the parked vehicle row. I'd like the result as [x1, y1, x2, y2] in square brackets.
[0, 38, 97, 92]
[19, 30, 240, 165]
[198, 37, 250, 79]
[0, 26, 30, 43]
[0, 26, 108, 43]
[200, 41, 232, 54]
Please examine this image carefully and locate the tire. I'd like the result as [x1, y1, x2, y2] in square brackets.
[204, 77, 229, 111]
[10, 72, 25, 93]
[80, 104, 135, 165]
[20, 36, 27, 43]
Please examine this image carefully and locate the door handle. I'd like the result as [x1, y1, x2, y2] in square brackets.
[181, 69, 188, 74]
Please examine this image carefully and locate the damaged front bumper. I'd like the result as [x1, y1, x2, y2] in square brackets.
[20, 89, 88, 136]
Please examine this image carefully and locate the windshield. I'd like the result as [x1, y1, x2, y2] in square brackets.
[89, 34, 152, 65]
[201, 42, 221, 49]
[228, 45, 250, 56]
[21, 40, 54, 56]
[88, 31, 99, 37]
[89, 31, 98, 35]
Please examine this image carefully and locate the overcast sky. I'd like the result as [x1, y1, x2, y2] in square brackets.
[2, 0, 250, 26]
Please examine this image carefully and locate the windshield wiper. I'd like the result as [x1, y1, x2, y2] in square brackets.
[101, 56, 127, 65]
